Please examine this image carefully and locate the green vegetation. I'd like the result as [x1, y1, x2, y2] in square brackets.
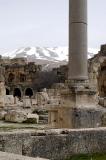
[23, 118, 37, 124]
[66, 153, 106, 160]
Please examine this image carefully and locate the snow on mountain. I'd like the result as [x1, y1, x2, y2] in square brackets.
[1, 47, 98, 62]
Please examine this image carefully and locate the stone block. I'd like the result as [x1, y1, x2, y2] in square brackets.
[0, 97, 5, 107]
[0, 111, 7, 120]
[5, 110, 27, 123]
[23, 97, 32, 108]
[24, 113, 39, 124]
[31, 99, 37, 105]
[4, 95, 14, 105]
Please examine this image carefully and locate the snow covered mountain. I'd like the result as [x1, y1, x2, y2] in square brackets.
[2, 47, 68, 61]
[1, 47, 99, 69]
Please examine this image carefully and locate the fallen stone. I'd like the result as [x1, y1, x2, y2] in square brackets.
[24, 113, 39, 124]
[5, 110, 27, 123]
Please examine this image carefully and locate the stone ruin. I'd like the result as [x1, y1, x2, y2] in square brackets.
[0, 0, 105, 159]
[0, 0, 105, 129]
[47, 0, 106, 129]
[0, 45, 105, 126]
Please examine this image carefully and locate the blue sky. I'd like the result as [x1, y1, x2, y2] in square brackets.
[0, 0, 106, 53]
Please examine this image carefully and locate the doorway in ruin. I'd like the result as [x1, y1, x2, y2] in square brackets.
[98, 60, 106, 97]
[25, 88, 33, 97]
[13, 88, 21, 98]
[6, 88, 10, 95]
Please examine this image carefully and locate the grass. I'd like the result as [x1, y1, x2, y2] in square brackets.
[66, 153, 106, 160]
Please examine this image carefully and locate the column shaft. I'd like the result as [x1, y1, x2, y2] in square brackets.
[68, 0, 88, 80]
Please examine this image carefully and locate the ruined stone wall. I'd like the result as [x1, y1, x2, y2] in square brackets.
[3, 58, 42, 98]
[0, 128, 106, 160]
[88, 53, 106, 96]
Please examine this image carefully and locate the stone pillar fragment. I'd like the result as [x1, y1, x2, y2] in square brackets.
[68, 0, 88, 80]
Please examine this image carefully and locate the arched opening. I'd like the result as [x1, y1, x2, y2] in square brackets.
[6, 88, 10, 95]
[25, 88, 33, 97]
[14, 88, 21, 98]
[8, 73, 15, 82]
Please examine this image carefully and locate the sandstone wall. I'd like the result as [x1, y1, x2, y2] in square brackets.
[0, 128, 106, 160]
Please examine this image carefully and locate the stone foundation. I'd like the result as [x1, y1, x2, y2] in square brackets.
[0, 128, 106, 160]
[48, 106, 106, 128]
[48, 86, 106, 128]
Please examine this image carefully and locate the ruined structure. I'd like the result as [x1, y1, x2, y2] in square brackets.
[88, 45, 106, 96]
[0, 1, 105, 159]
[53, 44, 106, 100]
[0, 57, 42, 98]
[48, 0, 106, 128]
[0, 0, 105, 128]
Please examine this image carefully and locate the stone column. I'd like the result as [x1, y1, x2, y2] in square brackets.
[47, 0, 106, 129]
[68, 0, 88, 80]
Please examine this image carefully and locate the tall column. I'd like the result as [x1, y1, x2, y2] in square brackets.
[68, 0, 88, 80]
[48, 0, 105, 129]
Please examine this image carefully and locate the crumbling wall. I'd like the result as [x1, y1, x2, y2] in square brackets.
[0, 128, 106, 160]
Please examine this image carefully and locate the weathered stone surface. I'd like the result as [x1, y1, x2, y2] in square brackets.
[4, 95, 14, 105]
[48, 105, 106, 128]
[99, 97, 106, 107]
[23, 97, 32, 108]
[48, 84, 106, 128]
[0, 111, 7, 120]
[0, 84, 5, 107]
[102, 113, 106, 126]
[5, 111, 27, 123]
[25, 113, 39, 124]
[0, 151, 49, 160]
[0, 128, 105, 160]
[104, 98, 106, 107]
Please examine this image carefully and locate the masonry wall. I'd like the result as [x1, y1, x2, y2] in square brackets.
[0, 128, 106, 160]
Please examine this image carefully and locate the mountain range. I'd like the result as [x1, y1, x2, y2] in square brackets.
[1, 47, 98, 70]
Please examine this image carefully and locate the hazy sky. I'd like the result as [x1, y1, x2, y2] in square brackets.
[0, 0, 106, 53]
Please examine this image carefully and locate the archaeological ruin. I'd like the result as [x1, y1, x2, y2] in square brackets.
[48, 0, 106, 129]
[0, 0, 105, 160]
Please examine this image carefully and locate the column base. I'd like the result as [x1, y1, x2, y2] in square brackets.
[48, 86, 106, 129]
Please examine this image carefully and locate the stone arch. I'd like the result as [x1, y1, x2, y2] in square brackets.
[13, 88, 21, 98]
[6, 88, 10, 95]
[8, 73, 15, 82]
[25, 88, 33, 97]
